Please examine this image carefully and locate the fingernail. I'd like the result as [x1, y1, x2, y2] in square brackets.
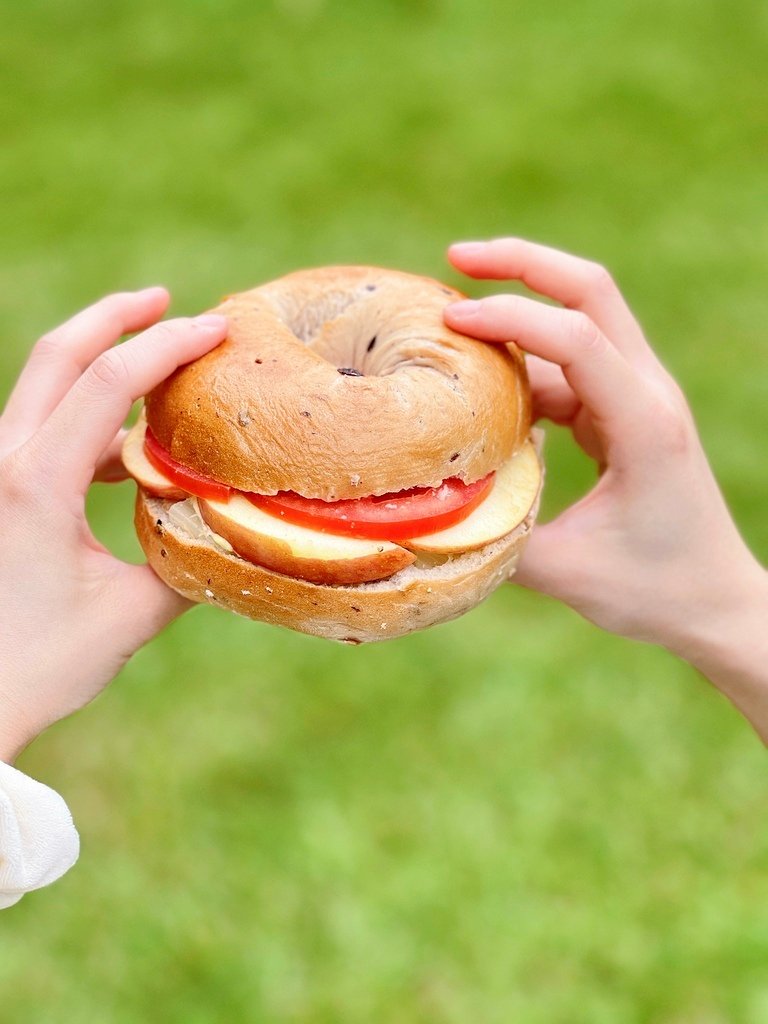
[139, 285, 168, 299]
[445, 299, 481, 320]
[195, 313, 228, 329]
[450, 241, 486, 255]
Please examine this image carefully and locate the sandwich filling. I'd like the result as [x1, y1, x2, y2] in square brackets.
[124, 413, 542, 585]
[145, 424, 493, 541]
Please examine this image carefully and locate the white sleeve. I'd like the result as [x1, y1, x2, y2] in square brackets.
[0, 760, 80, 909]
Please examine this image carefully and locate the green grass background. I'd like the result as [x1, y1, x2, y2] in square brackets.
[1, 1, 767, 1021]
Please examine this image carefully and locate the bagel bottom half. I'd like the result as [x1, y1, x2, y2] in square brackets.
[135, 483, 541, 644]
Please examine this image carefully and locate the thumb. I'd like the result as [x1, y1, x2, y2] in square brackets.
[112, 562, 192, 648]
[512, 521, 574, 598]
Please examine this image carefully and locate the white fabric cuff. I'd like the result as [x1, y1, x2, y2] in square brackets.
[0, 760, 80, 909]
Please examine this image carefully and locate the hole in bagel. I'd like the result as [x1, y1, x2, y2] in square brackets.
[274, 289, 361, 346]
[272, 284, 394, 376]
[271, 280, 457, 383]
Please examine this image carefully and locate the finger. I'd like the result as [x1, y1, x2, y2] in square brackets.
[512, 520, 574, 596]
[445, 295, 652, 461]
[26, 314, 228, 494]
[96, 560, 193, 655]
[525, 355, 580, 425]
[448, 238, 658, 371]
[1, 287, 170, 448]
[113, 563, 192, 642]
[93, 429, 130, 483]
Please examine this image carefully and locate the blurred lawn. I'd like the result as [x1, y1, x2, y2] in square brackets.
[1, 1, 767, 1021]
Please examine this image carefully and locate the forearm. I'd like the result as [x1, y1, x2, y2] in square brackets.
[667, 557, 768, 743]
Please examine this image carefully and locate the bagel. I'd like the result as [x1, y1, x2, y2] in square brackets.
[124, 266, 544, 641]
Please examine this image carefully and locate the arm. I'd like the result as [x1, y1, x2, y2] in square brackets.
[669, 564, 768, 742]
[444, 238, 768, 742]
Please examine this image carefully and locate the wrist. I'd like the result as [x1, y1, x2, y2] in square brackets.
[667, 554, 768, 666]
[0, 691, 37, 765]
[666, 554, 768, 739]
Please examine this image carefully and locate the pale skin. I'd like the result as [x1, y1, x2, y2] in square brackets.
[0, 291, 229, 762]
[0, 242, 766, 764]
[444, 238, 768, 743]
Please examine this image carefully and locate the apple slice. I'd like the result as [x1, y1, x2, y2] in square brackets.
[402, 441, 542, 554]
[198, 494, 416, 585]
[122, 413, 187, 500]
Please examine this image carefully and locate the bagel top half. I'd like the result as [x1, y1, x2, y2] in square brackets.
[145, 266, 531, 501]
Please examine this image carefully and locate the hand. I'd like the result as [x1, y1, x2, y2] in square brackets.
[443, 239, 766, 660]
[0, 290, 228, 762]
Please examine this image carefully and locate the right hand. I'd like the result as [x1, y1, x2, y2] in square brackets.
[0, 290, 228, 762]
[444, 238, 764, 654]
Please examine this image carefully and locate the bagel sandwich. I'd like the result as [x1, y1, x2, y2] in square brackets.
[123, 266, 544, 642]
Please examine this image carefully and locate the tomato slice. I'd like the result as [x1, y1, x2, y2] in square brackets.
[144, 429, 232, 502]
[143, 428, 494, 540]
[247, 473, 495, 541]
